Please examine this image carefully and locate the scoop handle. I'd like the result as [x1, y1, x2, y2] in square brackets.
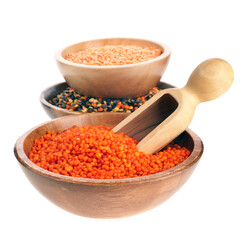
[184, 58, 234, 103]
[114, 58, 234, 154]
[137, 58, 234, 154]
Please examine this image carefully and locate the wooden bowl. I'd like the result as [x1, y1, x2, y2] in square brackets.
[55, 38, 171, 98]
[14, 113, 203, 218]
[40, 81, 175, 119]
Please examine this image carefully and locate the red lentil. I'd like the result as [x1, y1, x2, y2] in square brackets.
[64, 45, 162, 66]
[29, 125, 190, 179]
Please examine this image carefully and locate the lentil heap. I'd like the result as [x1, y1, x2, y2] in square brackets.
[64, 45, 162, 66]
[29, 125, 191, 179]
[49, 86, 161, 113]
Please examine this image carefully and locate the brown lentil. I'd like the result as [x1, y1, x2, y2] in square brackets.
[29, 125, 191, 179]
[64, 45, 162, 66]
[49, 86, 161, 113]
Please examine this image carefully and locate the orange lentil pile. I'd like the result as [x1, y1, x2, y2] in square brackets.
[29, 125, 190, 179]
[64, 45, 162, 66]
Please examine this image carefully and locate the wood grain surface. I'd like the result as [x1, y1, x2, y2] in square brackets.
[55, 38, 171, 98]
[14, 113, 203, 218]
[113, 58, 234, 154]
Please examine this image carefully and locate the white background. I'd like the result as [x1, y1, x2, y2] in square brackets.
[1, 0, 240, 239]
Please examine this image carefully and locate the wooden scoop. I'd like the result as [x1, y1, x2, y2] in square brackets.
[113, 58, 234, 154]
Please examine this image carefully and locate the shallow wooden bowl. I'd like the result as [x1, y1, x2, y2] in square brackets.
[14, 113, 203, 218]
[55, 38, 171, 98]
[40, 81, 175, 119]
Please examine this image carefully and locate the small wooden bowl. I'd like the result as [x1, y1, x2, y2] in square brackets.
[14, 113, 203, 219]
[40, 81, 175, 119]
[55, 38, 171, 98]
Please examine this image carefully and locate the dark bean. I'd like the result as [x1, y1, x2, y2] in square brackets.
[49, 86, 161, 113]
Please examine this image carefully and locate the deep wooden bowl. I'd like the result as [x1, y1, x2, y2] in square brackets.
[40, 81, 175, 119]
[55, 38, 171, 98]
[14, 113, 203, 218]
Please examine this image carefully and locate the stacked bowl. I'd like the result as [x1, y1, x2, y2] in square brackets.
[41, 38, 171, 118]
[14, 38, 204, 218]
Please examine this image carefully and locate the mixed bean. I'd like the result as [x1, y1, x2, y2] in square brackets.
[49, 86, 161, 113]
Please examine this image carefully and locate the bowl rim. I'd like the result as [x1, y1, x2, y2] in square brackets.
[40, 81, 176, 117]
[55, 37, 171, 69]
[40, 82, 83, 116]
[14, 114, 203, 186]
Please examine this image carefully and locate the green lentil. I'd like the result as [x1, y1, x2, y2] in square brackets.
[49, 86, 161, 113]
